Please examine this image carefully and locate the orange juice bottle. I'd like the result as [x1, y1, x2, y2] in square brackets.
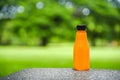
[73, 25, 90, 70]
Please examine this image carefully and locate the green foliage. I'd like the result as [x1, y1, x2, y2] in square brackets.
[0, 0, 120, 46]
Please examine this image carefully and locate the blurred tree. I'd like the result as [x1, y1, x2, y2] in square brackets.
[9, 0, 75, 46]
[0, 0, 120, 46]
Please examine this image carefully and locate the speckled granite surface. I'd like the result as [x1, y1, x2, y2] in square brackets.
[0, 68, 120, 80]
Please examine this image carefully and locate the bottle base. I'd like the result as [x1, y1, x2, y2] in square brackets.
[73, 68, 89, 71]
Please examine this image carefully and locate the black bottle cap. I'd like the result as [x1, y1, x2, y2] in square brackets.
[77, 25, 86, 30]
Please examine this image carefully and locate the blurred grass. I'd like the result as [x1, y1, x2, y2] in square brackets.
[0, 43, 120, 78]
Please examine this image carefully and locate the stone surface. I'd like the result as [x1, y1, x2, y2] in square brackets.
[0, 68, 120, 80]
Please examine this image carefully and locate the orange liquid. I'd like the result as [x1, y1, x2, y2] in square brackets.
[73, 30, 90, 70]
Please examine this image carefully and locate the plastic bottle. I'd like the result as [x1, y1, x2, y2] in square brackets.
[73, 25, 90, 70]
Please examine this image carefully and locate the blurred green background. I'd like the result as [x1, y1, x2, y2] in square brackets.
[0, 0, 120, 78]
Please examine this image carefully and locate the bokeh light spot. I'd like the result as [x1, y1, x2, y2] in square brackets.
[65, 1, 73, 9]
[17, 6, 24, 13]
[36, 2, 44, 9]
[82, 8, 90, 16]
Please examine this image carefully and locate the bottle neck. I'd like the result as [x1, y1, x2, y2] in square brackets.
[75, 30, 87, 42]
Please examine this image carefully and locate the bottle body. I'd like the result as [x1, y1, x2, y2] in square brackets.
[73, 30, 90, 70]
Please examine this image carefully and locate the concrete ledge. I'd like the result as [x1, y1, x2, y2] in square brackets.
[0, 68, 120, 80]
